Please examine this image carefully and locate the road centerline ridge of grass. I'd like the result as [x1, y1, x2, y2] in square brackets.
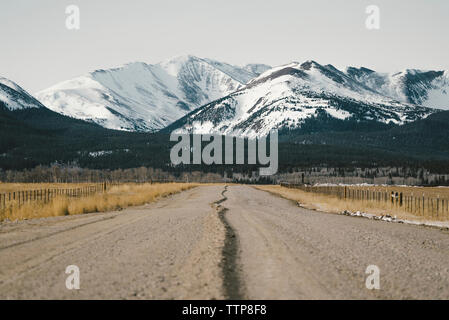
[212, 186, 245, 300]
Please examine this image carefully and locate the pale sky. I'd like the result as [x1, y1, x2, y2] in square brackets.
[1, 0, 448, 93]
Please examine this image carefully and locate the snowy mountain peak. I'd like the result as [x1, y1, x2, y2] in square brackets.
[93, 61, 151, 75]
[0, 77, 44, 111]
[167, 61, 436, 138]
[345, 66, 449, 109]
[345, 66, 376, 80]
[299, 60, 320, 70]
[157, 54, 203, 76]
[0, 77, 25, 93]
[246, 60, 374, 97]
[36, 55, 266, 131]
[247, 62, 304, 85]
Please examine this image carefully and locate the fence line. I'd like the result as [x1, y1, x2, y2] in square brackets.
[0, 182, 113, 211]
[280, 183, 449, 220]
[0, 180, 190, 212]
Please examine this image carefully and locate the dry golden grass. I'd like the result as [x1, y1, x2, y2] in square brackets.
[256, 185, 449, 222]
[0, 183, 197, 222]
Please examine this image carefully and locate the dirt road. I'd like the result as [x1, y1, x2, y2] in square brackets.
[1, 185, 449, 299]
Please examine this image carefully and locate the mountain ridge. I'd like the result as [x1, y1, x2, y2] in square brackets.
[166, 60, 439, 137]
[36, 55, 270, 132]
[0, 77, 46, 111]
[3, 55, 448, 138]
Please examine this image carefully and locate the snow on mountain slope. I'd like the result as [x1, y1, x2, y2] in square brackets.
[199, 58, 258, 85]
[37, 55, 262, 131]
[0, 77, 45, 111]
[243, 64, 272, 76]
[346, 67, 449, 110]
[168, 61, 435, 138]
[157, 55, 247, 106]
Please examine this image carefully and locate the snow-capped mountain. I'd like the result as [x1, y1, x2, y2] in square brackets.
[36, 55, 268, 131]
[0, 77, 45, 111]
[166, 60, 436, 138]
[346, 67, 449, 109]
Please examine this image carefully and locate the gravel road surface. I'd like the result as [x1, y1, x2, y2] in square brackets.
[1, 185, 448, 299]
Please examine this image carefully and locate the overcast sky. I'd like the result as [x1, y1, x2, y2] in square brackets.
[1, 0, 448, 93]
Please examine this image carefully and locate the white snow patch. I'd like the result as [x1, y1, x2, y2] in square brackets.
[339, 210, 449, 229]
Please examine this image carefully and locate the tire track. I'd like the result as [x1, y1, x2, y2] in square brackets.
[0, 215, 117, 251]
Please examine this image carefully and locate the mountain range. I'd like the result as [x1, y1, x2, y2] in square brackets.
[1, 55, 449, 172]
[29, 55, 448, 137]
[0, 57, 449, 174]
[36, 55, 271, 132]
[166, 60, 448, 137]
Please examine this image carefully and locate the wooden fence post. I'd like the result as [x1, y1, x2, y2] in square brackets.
[436, 196, 439, 218]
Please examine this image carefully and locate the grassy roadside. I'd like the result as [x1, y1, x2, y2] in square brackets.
[0, 183, 197, 222]
[255, 185, 447, 222]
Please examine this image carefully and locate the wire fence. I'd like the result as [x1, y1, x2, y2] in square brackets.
[0, 180, 196, 212]
[280, 183, 449, 220]
[0, 182, 111, 210]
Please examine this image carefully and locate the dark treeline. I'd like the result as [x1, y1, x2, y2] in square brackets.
[2, 164, 449, 187]
[0, 165, 227, 184]
[2, 105, 449, 179]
